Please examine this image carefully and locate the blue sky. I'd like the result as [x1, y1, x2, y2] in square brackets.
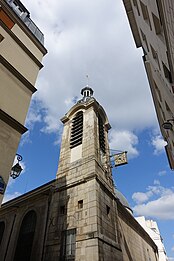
[4, 0, 174, 259]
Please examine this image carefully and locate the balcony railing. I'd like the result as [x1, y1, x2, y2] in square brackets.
[5, 0, 44, 45]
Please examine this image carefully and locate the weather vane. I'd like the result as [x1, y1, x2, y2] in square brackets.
[86, 74, 89, 86]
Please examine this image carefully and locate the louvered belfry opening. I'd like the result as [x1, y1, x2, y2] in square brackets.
[98, 115, 106, 153]
[70, 111, 83, 148]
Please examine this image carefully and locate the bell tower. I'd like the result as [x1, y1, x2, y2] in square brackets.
[57, 87, 114, 190]
[53, 87, 123, 261]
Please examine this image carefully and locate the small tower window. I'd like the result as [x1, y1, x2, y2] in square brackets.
[70, 111, 83, 148]
[106, 205, 110, 216]
[98, 116, 106, 153]
[78, 200, 83, 209]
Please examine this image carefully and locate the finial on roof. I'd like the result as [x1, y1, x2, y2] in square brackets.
[81, 75, 94, 98]
[81, 86, 94, 98]
[86, 74, 89, 86]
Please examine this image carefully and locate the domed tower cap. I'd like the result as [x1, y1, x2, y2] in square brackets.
[81, 86, 94, 98]
[114, 188, 133, 214]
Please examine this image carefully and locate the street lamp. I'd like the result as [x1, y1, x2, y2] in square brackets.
[162, 118, 174, 130]
[10, 154, 23, 179]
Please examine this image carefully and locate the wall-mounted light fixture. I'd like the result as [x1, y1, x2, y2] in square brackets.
[10, 154, 23, 179]
[162, 118, 174, 130]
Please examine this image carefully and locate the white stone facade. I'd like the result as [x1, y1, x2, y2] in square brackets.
[136, 216, 168, 261]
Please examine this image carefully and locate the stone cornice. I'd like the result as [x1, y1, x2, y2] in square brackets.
[0, 55, 37, 94]
[1, 180, 56, 209]
[0, 20, 43, 69]
[0, 109, 27, 134]
[61, 98, 111, 130]
[0, 0, 47, 55]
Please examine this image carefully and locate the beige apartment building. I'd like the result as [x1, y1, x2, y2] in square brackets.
[123, 0, 174, 169]
[0, 0, 47, 203]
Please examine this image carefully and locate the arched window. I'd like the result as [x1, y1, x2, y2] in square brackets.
[70, 111, 83, 148]
[0, 221, 5, 246]
[14, 210, 37, 261]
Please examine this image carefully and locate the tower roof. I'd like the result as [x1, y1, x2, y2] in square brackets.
[81, 86, 94, 100]
[81, 86, 94, 96]
[114, 188, 133, 213]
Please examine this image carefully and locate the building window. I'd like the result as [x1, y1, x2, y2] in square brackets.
[14, 210, 37, 261]
[165, 102, 170, 112]
[78, 200, 83, 209]
[0, 34, 4, 43]
[140, 1, 152, 29]
[132, 0, 140, 16]
[98, 115, 106, 154]
[0, 10, 15, 29]
[162, 62, 172, 83]
[70, 111, 83, 148]
[0, 222, 5, 246]
[61, 229, 76, 260]
[152, 13, 162, 35]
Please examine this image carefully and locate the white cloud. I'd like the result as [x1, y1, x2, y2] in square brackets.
[20, 0, 157, 139]
[109, 129, 139, 159]
[133, 194, 174, 220]
[158, 170, 167, 176]
[168, 258, 174, 261]
[132, 191, 153, 204]
[151, 135, 167, 155]
[153, 179, 160, 185]
[132, 181, 174, 220]
[2, 192, 22, 203]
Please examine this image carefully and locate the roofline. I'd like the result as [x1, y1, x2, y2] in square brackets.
[61, 98, 111, 130]
[1, 0, 47, 55]
[1, 179, 56, 208]
[0, 109, 28, 134]
[122, 0, 142, 48]
[117, 199, 158, 252]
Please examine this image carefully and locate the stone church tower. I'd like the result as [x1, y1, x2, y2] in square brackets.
[44, 87, 122, 260]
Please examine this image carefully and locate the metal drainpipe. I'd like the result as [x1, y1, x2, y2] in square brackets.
[41, 187, 54, 261]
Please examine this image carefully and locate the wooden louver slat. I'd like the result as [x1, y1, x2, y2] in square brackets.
[70, 111, 83, 148]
